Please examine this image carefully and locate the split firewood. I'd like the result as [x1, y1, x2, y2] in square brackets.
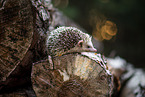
[0, 0, 34, 85]
[0, 0, 110, 96]
[31, 53, 114, 97]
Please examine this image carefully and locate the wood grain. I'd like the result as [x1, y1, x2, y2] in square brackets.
[31, 53, 113, 97]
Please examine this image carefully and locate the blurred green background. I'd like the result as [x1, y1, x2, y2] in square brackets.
[53, 0, 145, 68]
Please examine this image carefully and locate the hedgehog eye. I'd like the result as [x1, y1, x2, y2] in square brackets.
[87, 45, 91, 48]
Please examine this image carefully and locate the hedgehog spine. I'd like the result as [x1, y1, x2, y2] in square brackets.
[46, 26, 97, 57]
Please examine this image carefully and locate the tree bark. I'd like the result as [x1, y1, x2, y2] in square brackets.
[0, 0, 110, 96]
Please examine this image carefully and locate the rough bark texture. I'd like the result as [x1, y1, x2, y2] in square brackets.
[0, 0, 112, 96]
[0, 0, 34, 82]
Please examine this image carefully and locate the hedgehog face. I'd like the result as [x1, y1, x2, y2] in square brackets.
[67, 39, 97, 54]
[80, 33, 97, 52]
[77, 40, 97, 52]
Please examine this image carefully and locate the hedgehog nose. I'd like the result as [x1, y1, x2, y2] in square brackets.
[91, 48, 97, 52]
[95, 49, 97, 52]
[94, 48, 97, 52]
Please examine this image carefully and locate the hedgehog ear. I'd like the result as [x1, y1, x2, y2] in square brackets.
[78, 40, 83, 47]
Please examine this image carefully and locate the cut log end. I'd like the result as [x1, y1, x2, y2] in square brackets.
[31, 53, 114, 97]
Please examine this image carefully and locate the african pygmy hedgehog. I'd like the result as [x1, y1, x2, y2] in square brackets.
[46, 26, 97, 57]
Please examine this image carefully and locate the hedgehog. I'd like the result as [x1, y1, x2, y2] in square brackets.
[46, 26, 97, 57]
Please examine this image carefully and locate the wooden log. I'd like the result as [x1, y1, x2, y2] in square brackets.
[0, 0, 105, 96]
[31, 53, 113, 97]
[0, 0, 34, 83]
